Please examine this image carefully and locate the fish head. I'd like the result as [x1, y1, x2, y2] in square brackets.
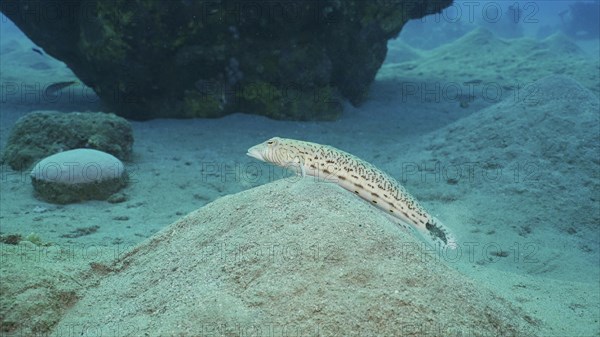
[247, 136, 305, 167]
[246, 137, 284, 163]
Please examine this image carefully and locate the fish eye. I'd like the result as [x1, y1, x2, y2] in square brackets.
[267, 138, 278, 146]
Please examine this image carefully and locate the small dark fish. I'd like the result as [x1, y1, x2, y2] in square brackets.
[463, 79, 483, 85]
[32, 47, 44, 56]
[45, 81, 77, 96]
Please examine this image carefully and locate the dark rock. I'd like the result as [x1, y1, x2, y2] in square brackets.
[1, 111, 133, 170]
[0, 0, 451, 120]
[0, 234, 22, 245]
[60, 225, 100, 238]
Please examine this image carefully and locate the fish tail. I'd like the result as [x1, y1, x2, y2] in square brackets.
[422, 217, 457, 250]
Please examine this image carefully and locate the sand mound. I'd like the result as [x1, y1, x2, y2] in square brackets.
[385, 40, 423, 64]
[424, 75, 598, 168]
[389, 75, 599, 289]
[52, 179, 538, 336]
[380, 28, 599, 96]
[421, 75, 599, 234]
[0, 243, 81, 335]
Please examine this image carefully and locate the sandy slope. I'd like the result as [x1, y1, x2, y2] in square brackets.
[383, 28, 600, 96]
[50, 179, 538, 336]
[392, 74, 600, 336]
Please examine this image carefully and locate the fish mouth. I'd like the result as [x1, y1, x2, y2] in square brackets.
[246, 146, 264, 161]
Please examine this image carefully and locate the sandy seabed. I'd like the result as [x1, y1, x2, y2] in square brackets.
[1, 26, 599, 336]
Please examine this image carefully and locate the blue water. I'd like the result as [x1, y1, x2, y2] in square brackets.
[0, 1, 598, 336]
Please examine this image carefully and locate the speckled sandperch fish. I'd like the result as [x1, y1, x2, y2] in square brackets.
[247, 137, 457, 249]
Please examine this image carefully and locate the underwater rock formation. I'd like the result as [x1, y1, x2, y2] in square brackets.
[30, 149, 128, 204]
[0, 0, 451, 120]
[1, 111, 133, 170]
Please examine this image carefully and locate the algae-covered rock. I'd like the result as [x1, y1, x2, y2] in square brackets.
[1, 111, 133, 170]
[30, 149, 128, 204]
[0, 0, 451, 120]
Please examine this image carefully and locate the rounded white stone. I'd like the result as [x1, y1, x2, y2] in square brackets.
[30, 149, 125, 185]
